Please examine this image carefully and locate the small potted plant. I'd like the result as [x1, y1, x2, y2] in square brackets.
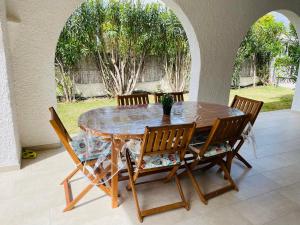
[160, 94, 174, 116]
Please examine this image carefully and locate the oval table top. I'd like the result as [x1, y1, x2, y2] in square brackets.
[78, 101, 244, 137]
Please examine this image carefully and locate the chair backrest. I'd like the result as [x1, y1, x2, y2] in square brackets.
[231, 95, 263, 125]
[49, 107, 80, 164]
[117, 93, 149, 106]
[154, 92, 184, 103]
[137, 123, 196, 168]
[200, 115, 250, 157]
[49, 107, 72, 142]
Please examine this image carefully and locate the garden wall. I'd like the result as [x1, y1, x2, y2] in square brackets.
[72, 56, 175, 97]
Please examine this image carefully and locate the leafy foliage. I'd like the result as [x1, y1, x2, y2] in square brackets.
[55, 0, 190, 100]
[232, 14, 298, 88]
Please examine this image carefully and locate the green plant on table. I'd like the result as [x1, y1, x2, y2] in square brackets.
[160, 94, 174, 116]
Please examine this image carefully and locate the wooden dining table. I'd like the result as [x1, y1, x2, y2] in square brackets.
[78, 101, 244, 208]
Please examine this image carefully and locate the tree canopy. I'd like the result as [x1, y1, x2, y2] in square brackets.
[232, 14, 300, 88]
[55, 0, 190, 101]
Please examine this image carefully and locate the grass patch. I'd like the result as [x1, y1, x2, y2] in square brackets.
[229, 86, 295, 112]
[58, 86, 295, 134]
[57, 98, 117, 134]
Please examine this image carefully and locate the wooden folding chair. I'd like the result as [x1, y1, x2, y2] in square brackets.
[186, 115, 250, 204]
[123, 123, 196, 222]
[117, 93, 149, 106]
[230, 95, 263, 168]
[49, 107, 112, 212]
[153, 92, 184, 103]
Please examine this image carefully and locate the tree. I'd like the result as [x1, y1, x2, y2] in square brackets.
[274, 24, 300, 84]
[97, 0, 163, 95]
[232, 14, 286, 87]
[55, 18, 88, 102]
[287, 24, 300, 78]
[56, 0, 191, 99]
[160, 9, 190, 92]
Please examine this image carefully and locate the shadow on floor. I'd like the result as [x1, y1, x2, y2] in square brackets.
[21, 146, 65, 169]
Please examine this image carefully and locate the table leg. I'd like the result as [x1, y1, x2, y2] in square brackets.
[111, 139, 119, 208]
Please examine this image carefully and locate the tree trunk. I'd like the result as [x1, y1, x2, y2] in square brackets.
[269, 57, 276, 85]
[252, 55, 257, 87]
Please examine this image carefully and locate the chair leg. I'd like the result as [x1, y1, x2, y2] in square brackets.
[185, 165, 207, 204]
[235, 153, 252, 168]
[126, 151, 143, 222]
[186, 159, 238, 204]
[60, 167, 80, 185]
[226, 152, 234, 174]
[94, 164, 112, 196]
[126, 151, 191, 222]
[165, 165, 180, 182]
[175, 175, 190, 210]
[63, 165, 112, 212]
[218, 160, 238, 191]
[129, 174, 143, 222]
[232, 139, 252, 169]
[63, 183, 94, 212]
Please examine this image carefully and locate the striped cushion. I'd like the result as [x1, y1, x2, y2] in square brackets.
[70, 135, 111, 162]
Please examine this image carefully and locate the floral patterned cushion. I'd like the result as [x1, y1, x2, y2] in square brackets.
[189, 143, 232, 158]
[70, 135, 111, 162]
[124, 139, 181, 169]
[204, 143, 232, 157]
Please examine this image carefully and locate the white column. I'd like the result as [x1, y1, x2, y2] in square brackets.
[0, 1, 21, 171]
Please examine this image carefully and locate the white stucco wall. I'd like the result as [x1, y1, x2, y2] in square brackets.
[173, 0, 300, 105]
[1, 0, 300, 169]
[0, 0, 21, 170]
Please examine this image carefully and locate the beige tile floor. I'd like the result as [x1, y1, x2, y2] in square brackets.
[1, 109, 300, 225]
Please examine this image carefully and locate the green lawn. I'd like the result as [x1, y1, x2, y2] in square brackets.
[229, 86, 295, 112]
[58, 86, 295, 134]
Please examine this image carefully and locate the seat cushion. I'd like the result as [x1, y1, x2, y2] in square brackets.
[70, 135, 111, 162]
[124, 139, 181, 170]
[204, 143, 232, 157]
[189, 143, 232, 158]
